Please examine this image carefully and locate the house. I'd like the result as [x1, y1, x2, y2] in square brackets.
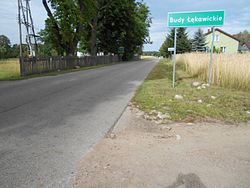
[205, 28, 239, 53]
[239, 42, 250, 53]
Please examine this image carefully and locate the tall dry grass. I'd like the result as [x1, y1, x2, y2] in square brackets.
[176, 53, 250, 91]
[0, 59, 20, 80]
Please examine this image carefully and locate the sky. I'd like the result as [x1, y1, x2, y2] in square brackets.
[0, 0, 249, 51]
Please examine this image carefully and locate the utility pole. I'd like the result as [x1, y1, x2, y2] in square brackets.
[18, 0, 22, 58]
[18, 0, 37, 58]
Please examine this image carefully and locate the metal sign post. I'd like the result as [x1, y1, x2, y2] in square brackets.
[173, 28, 177, 88]
[208, 27, 215, 84]
[167, 10, 224, 87]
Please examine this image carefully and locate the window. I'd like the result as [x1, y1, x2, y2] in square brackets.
[206, 46, 210, 52]
[213, 35, 220, 42]
[220, 46, 226, 53]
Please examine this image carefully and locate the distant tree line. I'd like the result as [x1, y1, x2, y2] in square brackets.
[142, 51, 160, 57]
[0, 35, 56, 59]
[0, 35, 27, 59]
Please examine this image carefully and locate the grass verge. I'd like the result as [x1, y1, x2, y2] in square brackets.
[133, 59, 250, 123]
[0, 59, 20, 80]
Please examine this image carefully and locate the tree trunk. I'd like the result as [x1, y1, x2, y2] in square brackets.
[90, 17, 98, 56]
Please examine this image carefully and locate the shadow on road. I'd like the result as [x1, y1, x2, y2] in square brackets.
[167, 173, 207, 188]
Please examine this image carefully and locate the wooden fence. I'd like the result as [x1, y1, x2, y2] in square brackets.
[20, 55, 119, 76]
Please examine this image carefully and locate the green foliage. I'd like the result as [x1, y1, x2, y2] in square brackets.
[159, 28, 175, 58]
[96, 0, 151, 60]
[176, 28, 192, 53]
[234, 30, 250, 45]
[159, 28, 191, 58]
[0, 35, 30, 58]
[143, 51, 160, 57]
[42, 0, 91, 56]
[0, 35, 11, 59]
[41, 0, 151, 59]
[191, 28, 207, 52]
[38, 29, 58, 56]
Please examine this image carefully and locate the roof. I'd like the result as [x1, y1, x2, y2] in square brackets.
[243, 42, 250, 49]
[205, 28, 240, 42]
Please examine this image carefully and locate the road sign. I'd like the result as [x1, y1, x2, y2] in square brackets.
[167, 10, 225, 27]
[168, 47, 175, 52]
[118, 47, 125, 54]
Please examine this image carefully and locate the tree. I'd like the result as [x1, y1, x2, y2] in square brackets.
[37, 29, 58, 56]
[160, 28, 175, 57]
[0, 35, 11, 59]
[191, 28, 207, 52]
[42, 0, 87, 56]
[234, 30, 250, 45]
[96, 0, 151, 60]
[159, 28, 191, 58]
[176, 27, 191, 53]
[41, 0, 151, 59]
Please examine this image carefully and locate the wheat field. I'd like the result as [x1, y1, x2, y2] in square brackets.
[176, 53, 250, 91]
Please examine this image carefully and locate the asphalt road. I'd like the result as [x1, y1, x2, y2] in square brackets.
[0, 58, 157, 188]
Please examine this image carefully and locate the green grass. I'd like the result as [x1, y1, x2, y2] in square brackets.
[133, 59, 250, 123]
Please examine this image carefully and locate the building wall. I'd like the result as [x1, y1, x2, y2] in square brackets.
[206, 30, 239, 53]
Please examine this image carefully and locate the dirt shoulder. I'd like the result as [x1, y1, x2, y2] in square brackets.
[73, 106, 250, 188]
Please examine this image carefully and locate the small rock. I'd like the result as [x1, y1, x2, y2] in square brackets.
[154, 120, 163, 124]
[75, 65, 81, 69]
[149, 110, 157, 115]
[143, 114, 150, 120]
[153, 116, 158, 120]
[201, 85, 206, 89]
[57, 69, 61, 72]
[109, 133, 116, 139]
[211, 96, 217, 100]
[198, 99, 203, 103]
[192, 82, 201, 87]
[158, 113, 170, 120]
[176, 135, 181, 140]
[197, 86, 201, 90]
[175, 95, 184, 100]
[246, 111, 250, 115]
[136, 111, 144, 118]
[161, 126, 172, 131]
[207, 104, 212, 107]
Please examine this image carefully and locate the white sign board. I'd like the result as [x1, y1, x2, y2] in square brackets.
[168, 47, 175, 52]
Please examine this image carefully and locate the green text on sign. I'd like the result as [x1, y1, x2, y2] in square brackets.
[168, 10, 225, 27]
